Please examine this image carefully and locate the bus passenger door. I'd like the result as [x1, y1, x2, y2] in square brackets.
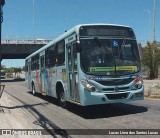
[67, 43, 80, 103]
[40, 53, 46, 94]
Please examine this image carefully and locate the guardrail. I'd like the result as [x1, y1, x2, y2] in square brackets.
[1, 39, 51, 45]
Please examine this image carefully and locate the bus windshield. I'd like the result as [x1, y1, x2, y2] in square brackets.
[80, 38, 141, 76]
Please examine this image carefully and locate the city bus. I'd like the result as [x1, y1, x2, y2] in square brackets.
[25, 24, 144, 108]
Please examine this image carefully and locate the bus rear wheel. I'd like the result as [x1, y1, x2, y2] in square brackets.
[32, 83, 36, 96]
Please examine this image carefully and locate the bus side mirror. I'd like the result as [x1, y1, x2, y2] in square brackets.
[76, 43, 82, 53]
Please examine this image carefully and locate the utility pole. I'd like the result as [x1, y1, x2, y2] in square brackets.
[151, 0, 157, 78]
[153, 0, 156, 42]
[0, 0, 5, 98]
[33, 0, 35, 39]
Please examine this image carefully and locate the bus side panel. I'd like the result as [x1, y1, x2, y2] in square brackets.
[52, 66, 68, 99]
[43, 68, 56, 97]
[25, 71, 30, 90]
[33, 70, 43, 94]
[37, 67, 62, 98]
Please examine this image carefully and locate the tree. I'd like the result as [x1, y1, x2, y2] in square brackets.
[142, 42, 160, 79]
[6, 68, 14, 78]
[22, 66, 25, 71]
[14, 67, 22, 78]
[1, 64, 6, 70]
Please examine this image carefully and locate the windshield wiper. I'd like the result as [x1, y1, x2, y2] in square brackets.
[131, 44, 137, 61]
[119, 37, 126, 61]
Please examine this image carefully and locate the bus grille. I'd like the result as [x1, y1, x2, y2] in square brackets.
[96, 78, 133, 86]
[105, 93, 128, 100]
[102, 87, 129, 92]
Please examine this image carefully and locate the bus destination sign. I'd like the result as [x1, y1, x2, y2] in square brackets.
[79, 26, 135, 37]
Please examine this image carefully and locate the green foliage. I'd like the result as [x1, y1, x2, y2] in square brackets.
[142, 42, 160, 79]
[6, 68, 14, 78]
[1, 64, 6, 70]
[3, 67, 23, 78]
[22, 66, 25, 71]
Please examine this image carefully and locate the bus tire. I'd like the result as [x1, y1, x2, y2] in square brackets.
[32, 83, 36, 96]
[57, 84, 67, 108]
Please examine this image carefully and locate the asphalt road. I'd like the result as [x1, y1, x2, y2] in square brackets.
[0, 81, 160, 138]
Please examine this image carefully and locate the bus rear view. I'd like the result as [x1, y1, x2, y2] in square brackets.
[78, 25, 144, 105]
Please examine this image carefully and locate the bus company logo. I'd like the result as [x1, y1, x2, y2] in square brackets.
[114, 86, 119, 92]
[2, 130, 12, 135]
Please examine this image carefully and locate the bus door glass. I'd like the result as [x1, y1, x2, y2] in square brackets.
[40, 52, 46, 93]
[67, 43, 80, 102]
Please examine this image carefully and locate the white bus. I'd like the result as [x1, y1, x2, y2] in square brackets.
[25, 24, 144, 108]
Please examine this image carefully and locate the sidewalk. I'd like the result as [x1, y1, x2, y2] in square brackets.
[0, 91, 48, 138]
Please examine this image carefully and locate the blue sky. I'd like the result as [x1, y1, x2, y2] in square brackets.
[2, 0, 160, 68]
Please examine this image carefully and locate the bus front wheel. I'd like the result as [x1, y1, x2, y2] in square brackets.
[57, 85, 67, 108]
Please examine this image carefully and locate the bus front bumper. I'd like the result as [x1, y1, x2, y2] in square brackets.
[80, 86, 144, 106]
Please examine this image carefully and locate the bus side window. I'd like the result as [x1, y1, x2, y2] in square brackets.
[73, 43, 77, 70]
[55, 40, 65, 66]
[31, 56, 35, 70]
[25, 60, 28, 72]
[35, 54, 39, 70]
[46, 45, 56, 68]
[45, 49, 50, 68]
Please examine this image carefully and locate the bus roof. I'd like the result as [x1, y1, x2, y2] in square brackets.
[25, 23, 132, 60]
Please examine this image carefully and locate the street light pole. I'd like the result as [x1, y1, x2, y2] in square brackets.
[0, 0, 5, 87]
[153, 0, 156, 42]
[33, 0, 35, 39]
[152, 0, 157, 78]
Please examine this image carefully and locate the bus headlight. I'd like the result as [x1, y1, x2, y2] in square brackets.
[132, 80, 143, 90]
[81, 80, 99, 92]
